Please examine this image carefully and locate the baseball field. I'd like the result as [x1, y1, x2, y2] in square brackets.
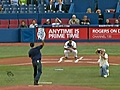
[0, 42, 120, 90]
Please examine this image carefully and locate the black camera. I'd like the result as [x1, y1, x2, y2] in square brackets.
[67, 43, 72, 47]
[97, 50, 101, 54]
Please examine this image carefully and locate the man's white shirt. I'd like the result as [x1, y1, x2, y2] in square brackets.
[29, 24, 38, 28]
[98, 53, 109, 67]
[64, 41, 76, 49]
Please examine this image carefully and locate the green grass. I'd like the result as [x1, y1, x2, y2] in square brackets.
[0, 44, 120, 90]
[0, 65, 120, 90]
[0, 44, 120, 58]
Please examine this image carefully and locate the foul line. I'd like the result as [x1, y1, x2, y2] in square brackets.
[1, 58, 120, 66]
[43, 58, 98, 61]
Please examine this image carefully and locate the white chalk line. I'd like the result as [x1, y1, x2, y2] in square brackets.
[28, 85, 43, 87]
[43, 58, 97, 61]
[1, 58, 119, 66]
[28, 82, 52, 86]
[7, 61, 58, 66]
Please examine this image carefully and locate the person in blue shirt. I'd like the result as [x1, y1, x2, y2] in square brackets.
[28, 40, 44, 85]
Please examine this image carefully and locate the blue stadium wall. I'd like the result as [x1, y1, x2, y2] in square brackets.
[0, 0, 120, 42]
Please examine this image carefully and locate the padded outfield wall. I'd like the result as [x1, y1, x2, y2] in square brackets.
[1, 25, 120, 42]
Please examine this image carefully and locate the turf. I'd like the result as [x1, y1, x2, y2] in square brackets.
[0, 44, 120, 90]
[0, 44, 120, 58]
[0, 65, 120, 90]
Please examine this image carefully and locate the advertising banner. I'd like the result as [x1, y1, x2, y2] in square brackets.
[89, 27, 120, 40]
[44, 27, 88, 40]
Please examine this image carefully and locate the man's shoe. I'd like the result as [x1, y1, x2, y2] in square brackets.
[104, 75, 107, 78]
[34, 83, 39, 85]
[34, 80, 39, 85]
[65, 57, 68, 59]
[75, 57, 78, 60]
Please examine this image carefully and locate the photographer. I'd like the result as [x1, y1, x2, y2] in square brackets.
[95, 48, 109, 78]
[64, 37, 78, 60]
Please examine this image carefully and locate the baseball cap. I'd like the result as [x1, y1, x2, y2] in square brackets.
[46, 19, 50, 22]
[72, 15, 76, 17]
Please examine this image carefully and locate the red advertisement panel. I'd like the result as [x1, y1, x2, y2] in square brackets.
[45, 27, 88, 40]
[89, 27, 120, 40]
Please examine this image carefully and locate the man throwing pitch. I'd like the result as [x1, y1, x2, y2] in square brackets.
[28, 40, 44, 85]
[64, 37, 78, 59]
[96, 48, 109, 78]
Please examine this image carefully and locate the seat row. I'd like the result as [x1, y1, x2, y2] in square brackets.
[1, 4, 45, 13]
[0, 18, 70, 28]
[41, 18, 69, 25]
[0, 19, 34, 28]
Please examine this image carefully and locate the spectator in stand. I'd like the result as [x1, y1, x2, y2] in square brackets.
[55, 0, 68, 13]
[80, 15, 90, 25]
[38, 0, 49, 4]
[114, 19, 120, 25]
[52, 18, 62, 27]
[46, 0, 55, 13]
[10, 0, 19, 5]
[0, 5, 2, 13]
[68, 15, 80, 25]
[19, 20, 28, 28]
[86, 8, 92, 13]
[105, 19, 111, 25]
[55, 0, 63, 7]
[19, 0, 27, 5]
[29, 19, 38, 28]
[31, 0, 38, 6]
[96, 9, 104, 24]
[43, 19, 51, 25]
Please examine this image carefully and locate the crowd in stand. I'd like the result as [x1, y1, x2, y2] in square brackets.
[45, 0, 68, 13]
[0, 0, 120, 28]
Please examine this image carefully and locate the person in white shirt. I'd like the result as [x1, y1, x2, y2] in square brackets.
[29, 19, 38, 28]
[52, 18, 62, 27]
[64, 37, 78, 59]
[96, 48, 109, 78]
[11, 0, 19, 5]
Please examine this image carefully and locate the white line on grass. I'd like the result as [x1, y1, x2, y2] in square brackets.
[38, 82, 52, 85]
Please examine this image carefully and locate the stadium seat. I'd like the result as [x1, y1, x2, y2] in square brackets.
[3, 4, 11, 8]
[20, 10, 28, 13]
[41, 18, 49, 24]
[51, 18, 55, 23]
[2, 11, 8, 14]
[29, 7, 37, 11]
[13, 7, 20, 11]
[28, 19, 33, 25]
[0, 25, 8, 28]
[19, 19, 28, 25]
[29, 4, 37, 8]
[118, 18, 120, 22]
[9, 19, 18, 26]
[109, 18, 116, 24]
[9, 25, 18, 28]
[2, 0, 10, 4]
[63, 0, 72, 4]
[61, 18, 69, 24]
[0, 20, 9, 25]
[38, 4, 44, 13]
[105, 9, 115, 13]
[29, 10, 37, 13]
[11, 10, 19, 13]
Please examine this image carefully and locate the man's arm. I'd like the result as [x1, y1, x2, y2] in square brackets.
[100, 51, 107, 59]
[41, 40, 44, 46]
